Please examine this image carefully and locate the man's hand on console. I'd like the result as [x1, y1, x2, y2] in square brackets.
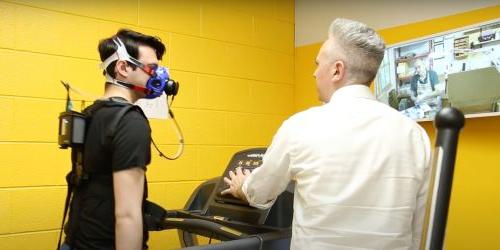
[221, 167, 251, 202]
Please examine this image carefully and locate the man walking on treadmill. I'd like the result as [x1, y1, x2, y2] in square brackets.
[222, 18, 431, 250]
[62, 29, 167, 250]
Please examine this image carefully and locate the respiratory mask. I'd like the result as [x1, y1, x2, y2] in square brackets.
[99, 37, 178, 99]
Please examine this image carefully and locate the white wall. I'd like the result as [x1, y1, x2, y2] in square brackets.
[295, 0, 499, 46]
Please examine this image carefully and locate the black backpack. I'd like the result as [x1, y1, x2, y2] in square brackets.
[57, 98, 165, 248]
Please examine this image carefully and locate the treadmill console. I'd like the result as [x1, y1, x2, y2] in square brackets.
[205, 148, 277, 224]
[215, 148, 266, 205]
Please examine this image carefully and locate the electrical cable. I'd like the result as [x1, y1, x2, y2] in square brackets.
[151, 94, 184, 160]
[60, 80, 100, 100]
[62, 80, 184, 160]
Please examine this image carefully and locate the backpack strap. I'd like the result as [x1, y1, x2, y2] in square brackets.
[105, 104, 148, 144]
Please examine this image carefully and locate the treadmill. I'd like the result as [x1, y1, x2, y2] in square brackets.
[147, 148, 293, 249]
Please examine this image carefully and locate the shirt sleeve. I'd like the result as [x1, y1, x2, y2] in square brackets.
[411, 126, 432, 249]
[111, 110, 151, 172]
[242, 121, 293, 209]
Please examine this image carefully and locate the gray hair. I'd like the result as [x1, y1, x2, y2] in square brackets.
[328, 18, 385, 84]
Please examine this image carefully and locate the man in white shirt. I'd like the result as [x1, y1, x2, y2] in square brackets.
[222, 18, 431, 250]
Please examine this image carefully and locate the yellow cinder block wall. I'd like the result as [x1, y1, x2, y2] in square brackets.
[0, 0, 294, 249]
[294, 6, 500, 250]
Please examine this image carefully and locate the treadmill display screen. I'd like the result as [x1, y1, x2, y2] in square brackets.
[215, 148, 266, 205]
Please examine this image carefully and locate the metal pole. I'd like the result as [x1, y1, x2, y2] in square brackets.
[421, 107, 465, 250]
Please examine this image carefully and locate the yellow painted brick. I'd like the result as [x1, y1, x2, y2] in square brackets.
[0, 3, 124, 59]
[0, 2, 16, 49]
[254, 17, 294, 54]
[168, 70, 198, 109]
[251, 114, 286, 145]
[9, 98, 65, 142]
[226, 113, 285, 146]
[224, 44, 262, 80]
[196, 39, 228, 76]
[139, 0, 201, 36]
[0, 49, 61, 99]
[201, 4, 253, 45]
[295, 43, 323, 111]
[46, 15, 101, 60]
[197, 146, 246, 180]
[225, 45, 293, 83]
[266, 52, 294, 84]
[147, 145, 198, 182]
[0, 48, 101, 101]
[0, 97, 15, 141]
[164, 181, 203, 209]
[224, 113, 257, 146]
[214, 0, 274, 18]
[169, 34, 226, 76]
[0, 236, 7, 250]
[0, 143, 69, 187]
[10, 187, 65, 233]
[147, 183, 168, 208]
[249, 81, 293, 115]
[0, 190, 11, 234]
[4, 2, 138, 61]
[274, 0, 294, 22]
[148, 230, 182, 250]
[173, 108, 226, 145]
[6, 0, 62, 10]
[61, 0, 138, 24]
[198, 75, 250, 112]
[9, 0, 138, 24]
[12, 3, 100, 59]
[0, 231, 59, 250]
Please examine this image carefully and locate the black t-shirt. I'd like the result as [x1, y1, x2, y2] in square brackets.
[67, 98, 151, 250]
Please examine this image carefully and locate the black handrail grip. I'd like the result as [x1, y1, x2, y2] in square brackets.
[422, 107, 465, 250]
[162, 218, 248, 241]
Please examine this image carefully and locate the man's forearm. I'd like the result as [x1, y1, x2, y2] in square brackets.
[115, 215, 142, 250]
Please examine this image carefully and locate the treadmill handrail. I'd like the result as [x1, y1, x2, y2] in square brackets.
[162, 217, 248, 241]
[421, 107, 465, 250]
[179, 236, 262, 250]
[180, 231, 292, 250]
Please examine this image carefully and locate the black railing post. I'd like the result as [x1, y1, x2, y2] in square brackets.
[422, 107, 465, 250]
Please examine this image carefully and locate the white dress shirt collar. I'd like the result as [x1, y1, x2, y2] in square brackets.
[328, 84, 376, 103]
